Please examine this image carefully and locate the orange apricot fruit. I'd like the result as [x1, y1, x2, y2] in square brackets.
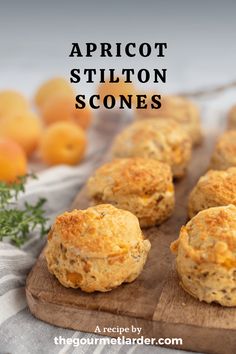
[0, 138, 27, 183]
[40, 122, 87, 166]
[35, 77, 75, 110]
[0, 112, 42, 156]
[42, 95, 92, 130]
[97, 78, 136, 101]
[0, 90, 28, 118]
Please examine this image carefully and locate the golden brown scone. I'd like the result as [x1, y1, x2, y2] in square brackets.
[45, 204, 151, 292]
[111, 119, 192, 178]
[228, 105, 236, 130]
[171, 205, 236, 306]
[136, 95, 203, 146]
[87, 158, 175, 227]
[188, 168, 236, 218]
[210, 130, 236, 170]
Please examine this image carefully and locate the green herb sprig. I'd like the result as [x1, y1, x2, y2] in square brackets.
[0, 174, 49, 247]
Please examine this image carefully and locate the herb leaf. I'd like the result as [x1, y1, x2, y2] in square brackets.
[0, 174, 49, 246]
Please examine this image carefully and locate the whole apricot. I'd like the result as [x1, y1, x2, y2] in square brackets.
[42, 95, 92, 130]
[0, 90, 28, 118]
[0, 138, 27, 183]
[98, 78, 136, 100]
[40, 122, 87, 166]
[0, 112, 42, 156]
[35, 77, 75, 110]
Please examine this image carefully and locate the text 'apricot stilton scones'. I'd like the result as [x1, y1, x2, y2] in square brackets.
[45, 204, 151, 292]
[171, 205, 236, 306]
[188, 167, 236, 218]
[111, 119, 192, 178]
[87, 158, 175, 227]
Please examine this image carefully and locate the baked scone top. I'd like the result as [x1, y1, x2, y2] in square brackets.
[189, 167, 236, 205]
[155, 95, 200, 123]
[215, 130, 236, 161]
[136, 94, 200, 122]
[48, 204, 144, 258]
[112, 118, 191, 158]
[87, 158, 173, 198]
[171, 205, 236, 268]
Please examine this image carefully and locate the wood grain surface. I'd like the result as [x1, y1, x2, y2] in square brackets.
[26, 123, 236, 354]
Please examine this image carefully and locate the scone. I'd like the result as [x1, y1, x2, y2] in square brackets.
[45, 204, 151, 292]
[210, 130, 236, 170]
[111, 119, 192, 178]
[228, 105, 236, 130]
[171, 205, 236, 306]
[136, 95, 203, 146]
[188, 167, 236, 218]
[87, 158, 175, 227]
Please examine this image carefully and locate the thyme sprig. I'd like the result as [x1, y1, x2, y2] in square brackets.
[0, 175, 48, 246]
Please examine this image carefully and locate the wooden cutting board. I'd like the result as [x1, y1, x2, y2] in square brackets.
[26, 126, 236, 354]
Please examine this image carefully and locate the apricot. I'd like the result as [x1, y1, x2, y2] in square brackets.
[0, 138, 27, 183]
[0, 90, 28, 118]
[42, 95, 92, 130]
[35, 77, 75, 110]
[40, 122, 87, 166]
[97, 78, 136, 101]
[0, 112, 42, 156]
